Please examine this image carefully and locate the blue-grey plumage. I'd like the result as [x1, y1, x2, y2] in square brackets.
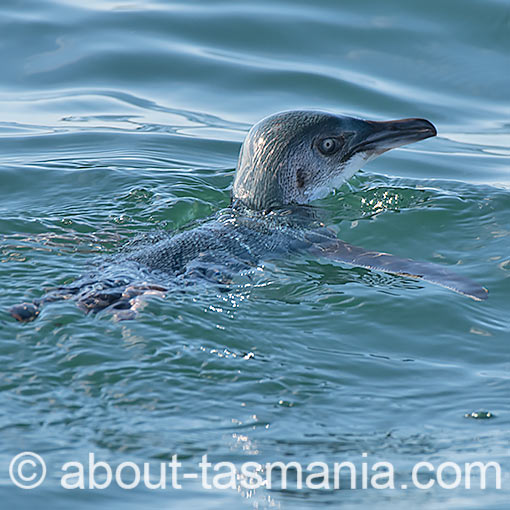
[10, 110, 486, 322]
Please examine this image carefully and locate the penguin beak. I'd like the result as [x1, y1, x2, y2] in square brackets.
[350, 117, 437, 156]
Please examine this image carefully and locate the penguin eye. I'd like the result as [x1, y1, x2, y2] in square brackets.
[317, 137, 340, 155]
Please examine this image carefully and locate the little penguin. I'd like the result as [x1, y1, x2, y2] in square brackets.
[10, 110, 488, 321]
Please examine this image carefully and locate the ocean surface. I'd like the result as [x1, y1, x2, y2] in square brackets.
[1, 1, 509, 508]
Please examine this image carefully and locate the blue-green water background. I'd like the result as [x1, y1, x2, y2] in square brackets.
[1, 0, 509, 508]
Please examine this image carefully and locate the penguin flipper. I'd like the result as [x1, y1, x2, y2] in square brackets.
[311, 239, 488, 301]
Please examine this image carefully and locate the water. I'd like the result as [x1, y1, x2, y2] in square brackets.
[1, 0, 509, 508]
